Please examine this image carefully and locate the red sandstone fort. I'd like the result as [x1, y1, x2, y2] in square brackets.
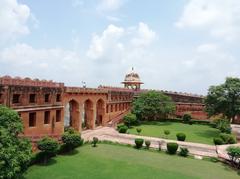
[0, 69, 215, 139]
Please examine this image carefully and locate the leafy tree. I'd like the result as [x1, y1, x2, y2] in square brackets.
[61, 128, 83, 152]
[132, 91, 175, 121]
[205, 77, 240, 121]
[123, 113, 137, 128]
[37, 137, 59, 164]
[0, 105, 32, 179]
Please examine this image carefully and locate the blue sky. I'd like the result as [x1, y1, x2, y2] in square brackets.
[1, 0, 240, 94]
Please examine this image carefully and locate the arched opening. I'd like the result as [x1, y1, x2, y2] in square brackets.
[96, 99, 105, 127]
[83, 99, 94, 129]
[64, 99, 80, 131]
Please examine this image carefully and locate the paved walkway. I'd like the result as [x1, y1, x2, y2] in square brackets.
[82, 127, 238, 158]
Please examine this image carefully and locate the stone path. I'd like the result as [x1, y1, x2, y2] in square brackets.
[82, 127, 235, 158]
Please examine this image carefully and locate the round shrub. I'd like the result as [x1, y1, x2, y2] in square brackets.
[118, 125, 128, 133]
[92, 137, 99, 147]
[164, 130, 170, 135]
[37, 137, 59, 164]
[213, 137, 224, 145]
[145, 140, 151, 149]
[136, 128, 142, 134]
[135, 138, 144, 149]
[167, 142, 179, 154]
[61, 131, 83, 152]
[182, 113, 192, 123]
[179, 147, 189, 157]
[176, 133, 186, 141]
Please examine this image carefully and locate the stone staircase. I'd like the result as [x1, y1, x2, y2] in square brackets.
[107, 110, 130, 127]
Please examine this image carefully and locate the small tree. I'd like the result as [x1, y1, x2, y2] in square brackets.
[123, 113, 137, 128]
[37, 137, 59, 164]
[61, 129, 83, 152]
[226, 146, 240, 169]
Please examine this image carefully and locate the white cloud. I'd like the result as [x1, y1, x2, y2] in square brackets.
[131, 22, 156, 47]
[87, 22, 157, 60]
[97, 0, 124, 12]
[176, 0, 240, 41]
[0, 0, 32, 43]
[87, 24, 125, 59]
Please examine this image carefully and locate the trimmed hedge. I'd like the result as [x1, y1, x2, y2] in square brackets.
[219, 133, 236, 144]
[213, 137, 224, 145]
[135, 138, 144, 149]
[179, 147, 189, 157]
[118, 125, 128, 133]
[145, 140, 151, 149]
[176, 133, 186, 141]
[167, 142, 179, 154]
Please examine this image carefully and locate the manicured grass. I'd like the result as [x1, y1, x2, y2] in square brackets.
[128, 121, 220, 145]
[24, 144, 239, 179]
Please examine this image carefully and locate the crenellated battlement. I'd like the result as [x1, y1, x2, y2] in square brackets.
[0, 76, 64, 88]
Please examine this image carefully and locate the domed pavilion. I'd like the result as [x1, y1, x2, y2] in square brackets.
[122, 67, 143, 90]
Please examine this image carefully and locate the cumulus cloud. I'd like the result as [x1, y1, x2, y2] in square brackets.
[0, 0, 32, 43]
[87, 24, 125, 59]
[176, 0, 240, 41]
[87, 22, 157, 60]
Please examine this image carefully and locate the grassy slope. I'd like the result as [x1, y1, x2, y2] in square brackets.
[128, 122, 220, 145]
[24, 144, 239, 179]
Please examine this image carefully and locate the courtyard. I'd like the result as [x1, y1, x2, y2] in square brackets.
[128, 121, 221, 145]
[24, 144, 239, 179]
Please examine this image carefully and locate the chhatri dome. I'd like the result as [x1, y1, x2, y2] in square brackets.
[122, 67, 143, 90]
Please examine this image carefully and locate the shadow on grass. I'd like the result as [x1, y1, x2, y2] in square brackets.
[194, 130, 220, 139]
[62, 149, 80, 156]
[35, 158, 57, 167]
[139, 121, 174, 126]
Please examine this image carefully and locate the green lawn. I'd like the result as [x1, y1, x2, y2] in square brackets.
[128, 121, 220, 145]
[24, 144, 239, 179]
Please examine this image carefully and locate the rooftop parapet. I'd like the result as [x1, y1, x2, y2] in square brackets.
[65, 86, 108, 94]
[0, 76, 64, 88]
[137, 88, 204, 98]
[98, 85, 135, 92]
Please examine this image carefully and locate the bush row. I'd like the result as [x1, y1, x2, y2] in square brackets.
[134, 138, 189, 157]
[213, 133, 237, 145]
[32, 127, 84, 165]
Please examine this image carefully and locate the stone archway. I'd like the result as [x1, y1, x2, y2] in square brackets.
[64, 99, 80, 131]
[83, 99, 94, 129]
[96, 99, 105, 126]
